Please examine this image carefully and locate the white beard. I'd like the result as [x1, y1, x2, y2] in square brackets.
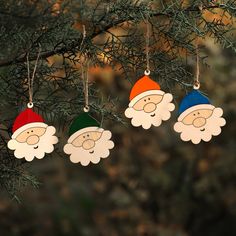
[174, 107, 226, 144]
[125, 93, 175, 129]
[8, 126, 58, 162]
[63, 130, 114, 166]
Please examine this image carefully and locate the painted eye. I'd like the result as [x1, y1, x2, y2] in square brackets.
[27, 132, 29, 134]
[144, 99, 146, 102]
[87, 134, 89, 137]
[83, 136, 86, 138]
[148, 98, 151, 100]
[193, 114, 196, 116]
[198, 112, 200, 115]
[31, 130, 33, 132]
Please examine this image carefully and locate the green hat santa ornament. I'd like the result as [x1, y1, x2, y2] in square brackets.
[63, 112, 114, 166]
[63, 58, 114, 166]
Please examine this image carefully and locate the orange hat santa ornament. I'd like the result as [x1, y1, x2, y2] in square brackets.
[125, 71, 175, 129]
[7, 49, 58, 161]
[124, 17, 175, 129]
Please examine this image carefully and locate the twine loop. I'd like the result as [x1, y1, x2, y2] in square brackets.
[144, 15, 151, 75]
[82, 60, 90, 113]
[194, 5, 203, 90]
[194, 40, 200, 90]
[80, 25, 90, 113]
[26, 44, 42, 106]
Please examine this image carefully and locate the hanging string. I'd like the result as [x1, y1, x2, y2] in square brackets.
[79, 25, 90, 113]
[26, 53, 31, 99]
[26, 45, 42, 108]
[82, 59, 90, 112]
[194, 37, 200, 90]
[80, 25, 86, 51]
[194, 4, 203, 90]
[145, 15, 151, 76]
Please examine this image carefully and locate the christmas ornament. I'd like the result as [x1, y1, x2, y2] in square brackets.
[63, 112, 114, 166]
[7, 48, 58, 161]
[174, 39, 226, 144]
[125, 73, 175, 129]
[8, 107, 58, 161]
[125, 17, 175, 129]
[63, 55, 114, 166]
[173, 90, 226, 144]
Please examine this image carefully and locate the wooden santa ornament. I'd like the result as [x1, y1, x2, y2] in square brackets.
[63, 112, 114, 166]
[7, 105, 58, 161]
[125, 73, 175, 129]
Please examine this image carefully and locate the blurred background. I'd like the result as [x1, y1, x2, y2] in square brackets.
[0, 1, 236, 236]
[0, 42, 235, 236]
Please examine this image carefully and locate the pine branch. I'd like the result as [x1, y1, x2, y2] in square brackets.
[0, 4, 224, 68]
[0, 0, 235, 199]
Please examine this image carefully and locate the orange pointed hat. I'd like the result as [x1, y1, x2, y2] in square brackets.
[129, 75, 164, 107]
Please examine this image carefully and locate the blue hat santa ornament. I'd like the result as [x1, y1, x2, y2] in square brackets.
[177, 90, 214, 121]
[174, 86, 226, 144]
[174, 46, 226, 144]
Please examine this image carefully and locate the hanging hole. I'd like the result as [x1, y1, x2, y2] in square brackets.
[83, 106, 90, 112]
[193, 81, 200, 90]
[144, 70, 151, 76]
[27, 102, 34, 108]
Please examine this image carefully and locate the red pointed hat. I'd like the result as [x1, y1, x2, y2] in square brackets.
[12, 108, 47, 138]
[129, 75, 164, 107]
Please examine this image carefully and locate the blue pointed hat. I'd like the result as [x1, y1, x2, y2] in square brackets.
[178, 90, 211, 116]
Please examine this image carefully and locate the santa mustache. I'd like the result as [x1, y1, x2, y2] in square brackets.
[8, 125, 58, 162]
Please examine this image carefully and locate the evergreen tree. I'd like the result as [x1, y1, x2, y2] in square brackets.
[0, 0, 235, 199]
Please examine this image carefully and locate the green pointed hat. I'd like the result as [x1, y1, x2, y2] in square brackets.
[69, 112, 100, 137]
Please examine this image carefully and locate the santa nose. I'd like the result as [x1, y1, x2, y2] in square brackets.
[26, 135, 40, 145]
[143, 102, 156, 113]
[82, 139, 95, 150]
[193, 117, 206, 128]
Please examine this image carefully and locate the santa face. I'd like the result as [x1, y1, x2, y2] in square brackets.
[174, 105, 226, 144]
[64, 127, 114, 166]
[125, 91, 175, 129]
[8, 123, 58, 161]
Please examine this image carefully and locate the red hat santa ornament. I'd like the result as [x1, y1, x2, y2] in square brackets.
[7, 48, 58, 162]
[125, 72, 175, 129]
[8, 104, 58, 162]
